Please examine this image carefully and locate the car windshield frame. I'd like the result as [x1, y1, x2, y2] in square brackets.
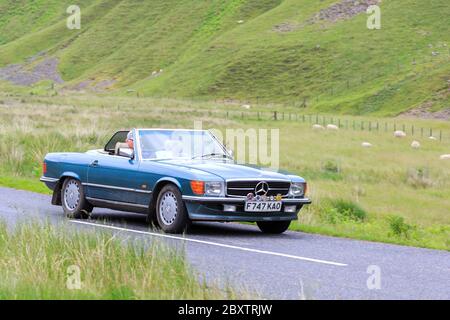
[136, 129, 231, 161]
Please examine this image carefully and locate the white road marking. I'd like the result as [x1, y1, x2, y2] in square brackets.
[70, 220, 348, 267]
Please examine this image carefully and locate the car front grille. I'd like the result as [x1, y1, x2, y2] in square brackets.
[226, 180, 291, 198]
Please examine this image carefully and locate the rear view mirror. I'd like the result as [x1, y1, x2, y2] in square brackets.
[118, 148, 134, 159]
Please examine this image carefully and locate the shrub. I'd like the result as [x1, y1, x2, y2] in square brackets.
[406, 167, 434, 189]
[321, 199, 367, 223]
[322, 159, 340, 173]
[388, 215, 413, 238]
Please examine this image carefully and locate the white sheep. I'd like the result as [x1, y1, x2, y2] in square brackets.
[361, 142, 372, 148]
[241, 104, 251, 109]
[429, 136, 437, 141]
[394, 130, 406, 138]
[326, 124, 339, 130]
[411, 140, 421, 149]
[440, 154, 450, 160]
[312, 124, 325, 130]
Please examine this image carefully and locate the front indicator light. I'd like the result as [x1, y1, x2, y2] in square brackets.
[190, 181, 205, 195]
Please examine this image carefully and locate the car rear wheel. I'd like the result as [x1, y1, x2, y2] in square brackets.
[257, 221, 291, 234]
[156, 184, 190, 233]
[62, 178, 93, 219]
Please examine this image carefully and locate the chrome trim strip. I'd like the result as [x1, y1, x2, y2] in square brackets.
[40, 176, 59, 183]
[183, 196, 246, 203]
[86, 197, 149, 209]
[82, 183, 152, 194]
[226, 178, 291, 183]
[182, 195, 311, 204]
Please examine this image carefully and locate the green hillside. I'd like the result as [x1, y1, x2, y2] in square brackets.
[0, 0, 448, 115]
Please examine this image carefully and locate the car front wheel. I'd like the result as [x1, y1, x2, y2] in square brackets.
[61, 178, 93, 219]
[257, 221, 291, 234]
[156, 184, 190, 233]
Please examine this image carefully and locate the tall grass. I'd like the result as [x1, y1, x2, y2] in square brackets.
[0, 221, 240, 299]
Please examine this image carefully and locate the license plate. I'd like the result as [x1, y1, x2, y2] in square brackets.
[245, 201, 282, 212]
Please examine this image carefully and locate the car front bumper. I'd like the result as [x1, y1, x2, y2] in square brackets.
[182, 195, 311, 222]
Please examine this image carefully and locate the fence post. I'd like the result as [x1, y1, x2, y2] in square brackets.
[439, 130, 442, 141]
[369, 121, 372, 132]
[273, 111, 277, 120]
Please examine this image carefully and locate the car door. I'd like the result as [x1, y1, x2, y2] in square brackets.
[86, 154, 141, 204]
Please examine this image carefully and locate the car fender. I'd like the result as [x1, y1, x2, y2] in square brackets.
[51, 172, 83, 206]
[59, 171, 82, 182]
[154, 177, 182, 192]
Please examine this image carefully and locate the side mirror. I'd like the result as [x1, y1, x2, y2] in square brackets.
[227, 149, 234, 158]
[118, 148, 134, 159]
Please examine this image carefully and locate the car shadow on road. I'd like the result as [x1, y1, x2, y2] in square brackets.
[89, 210, 291, 239]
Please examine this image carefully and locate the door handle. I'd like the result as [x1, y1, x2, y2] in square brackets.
[90, 160, 99, 167]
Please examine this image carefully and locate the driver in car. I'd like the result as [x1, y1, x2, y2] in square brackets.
[126, 131, 134, 149]
[115, 131, 134, 155]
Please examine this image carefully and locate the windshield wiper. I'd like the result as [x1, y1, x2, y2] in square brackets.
[192, 153, 232, 160]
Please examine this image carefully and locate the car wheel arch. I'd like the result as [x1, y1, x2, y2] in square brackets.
[148, 179, 183, 224]
[52, 174, 83, 206]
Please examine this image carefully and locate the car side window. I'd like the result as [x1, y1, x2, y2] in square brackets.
[104, 131, 130, 154]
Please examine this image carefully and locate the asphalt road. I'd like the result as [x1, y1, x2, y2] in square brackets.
[0, 186, 449, 300]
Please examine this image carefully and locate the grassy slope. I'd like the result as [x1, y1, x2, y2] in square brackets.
[0, 0, 448, 115]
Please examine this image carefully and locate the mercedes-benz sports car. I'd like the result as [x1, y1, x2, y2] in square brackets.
[40, 129, 311, 234]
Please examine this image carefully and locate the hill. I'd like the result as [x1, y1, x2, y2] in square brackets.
[0, 0, 449, 115]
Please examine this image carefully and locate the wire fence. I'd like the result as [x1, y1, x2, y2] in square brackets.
[219, 109, 448, 142]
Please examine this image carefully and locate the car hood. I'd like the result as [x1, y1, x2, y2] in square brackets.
[158, 159, 299, 181]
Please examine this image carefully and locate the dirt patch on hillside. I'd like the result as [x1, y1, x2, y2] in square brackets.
[400, 107, 450, 121]
[273, 22, 298, 33]
[311, 0, 381, 23]
[400, 103, 450, 121]
[0, 55, 64, 86]
[67, 78, 117, 92]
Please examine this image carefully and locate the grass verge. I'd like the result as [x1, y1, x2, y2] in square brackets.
[0, 221, 241, 299]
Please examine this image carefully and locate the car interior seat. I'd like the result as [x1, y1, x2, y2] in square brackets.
[115, 142, 130, 156]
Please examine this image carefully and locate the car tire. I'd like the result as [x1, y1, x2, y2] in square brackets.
[256, 221, 291, 234]
[156, 184, 190, 233]
[61, 178, 92, 219]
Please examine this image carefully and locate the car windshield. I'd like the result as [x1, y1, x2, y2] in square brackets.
[138, 130, 230, 160]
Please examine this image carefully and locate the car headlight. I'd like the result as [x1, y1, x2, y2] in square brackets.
[289, 182, 306, 197]
[205, 181, 224, 196]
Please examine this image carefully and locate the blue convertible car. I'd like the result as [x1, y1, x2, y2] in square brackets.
[41, 129, 311, 234]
